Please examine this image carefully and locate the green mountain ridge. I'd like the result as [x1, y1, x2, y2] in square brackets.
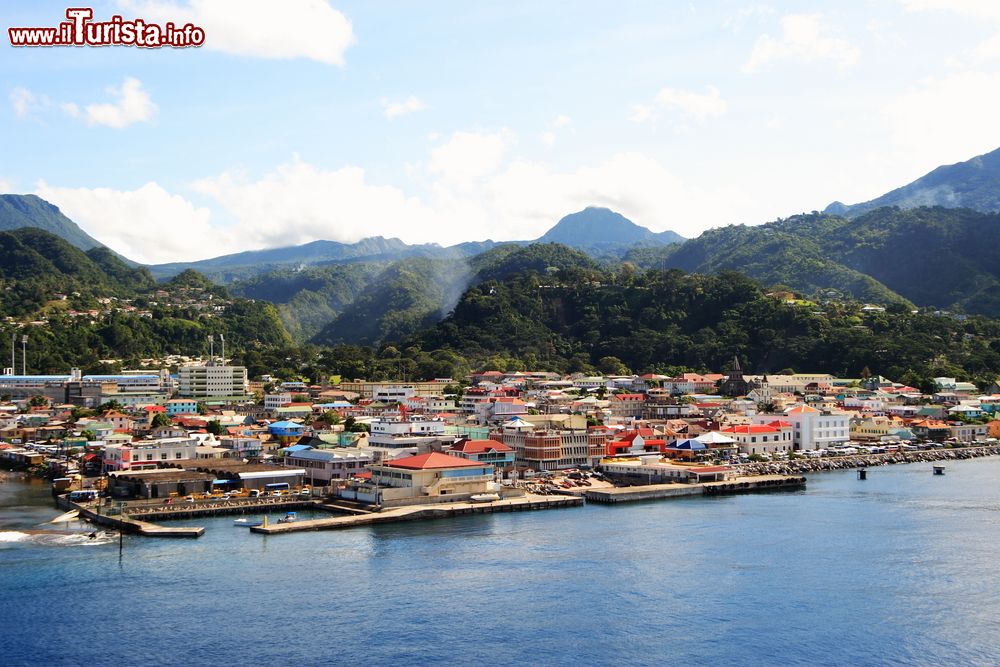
[0, 194, 104, 251]
[826, 145, 1000, 217]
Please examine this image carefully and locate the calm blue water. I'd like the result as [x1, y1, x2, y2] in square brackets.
[4, 460, 1000, 666]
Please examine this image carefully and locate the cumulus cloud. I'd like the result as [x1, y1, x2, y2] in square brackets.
[34, 181, 215, 263]
[34, 128, 757, 263]
[62, 77, 157, 128]
[119, 0, 355, 65]
[743, 14, 860, 73]
[10, 87, 51, 118]
[631, 86, 727, 127]
[382, 96, 426, 119]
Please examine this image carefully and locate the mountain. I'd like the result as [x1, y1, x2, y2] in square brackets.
[308, 243, 598, 347]
[148, 206, 680, 282]
[149, 237, 503, 282]
[660, 206, 1000, 316]
[0, 194, 104, 250]
[538, 206, 684, 253]
[826, 146, 1000, 218]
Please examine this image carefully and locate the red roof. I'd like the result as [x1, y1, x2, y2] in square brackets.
[721, 425, 779, 434]
[451, 439, 514, 454]
[144, 405, 167, 413]
[613, 394, 645, 401]
[766, 420, 793, 428]
[383, 452, 484, 470]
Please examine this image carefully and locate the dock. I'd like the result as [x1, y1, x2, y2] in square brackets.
[251, 494, 583, 535]
[585, 474, 806, 504]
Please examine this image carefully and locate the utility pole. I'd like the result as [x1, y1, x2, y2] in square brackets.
[208, 334, 214, 364]
[21, 335, 27, 375]
[219, 334, 225, 365]
[10, 332, 15, 374]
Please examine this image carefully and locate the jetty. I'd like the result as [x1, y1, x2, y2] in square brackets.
[585, 474, 805, 504]
[251, 494, 582, 535]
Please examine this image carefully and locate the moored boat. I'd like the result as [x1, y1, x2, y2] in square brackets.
[233, 518, 264, 527]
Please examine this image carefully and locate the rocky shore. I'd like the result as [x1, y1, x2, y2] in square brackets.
[733, 445, 1000, 476]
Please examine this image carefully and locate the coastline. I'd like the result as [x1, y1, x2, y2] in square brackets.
[732, 444, 1000, 476]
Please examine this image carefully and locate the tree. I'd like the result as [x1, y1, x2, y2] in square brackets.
[28, 395, 48, 407]
[206, 420, 224, 436]
[98, 400, 124, 413]
[80, 429, 96, 441]
[151, 412, 172, 428]
[320, 410, 342, 426]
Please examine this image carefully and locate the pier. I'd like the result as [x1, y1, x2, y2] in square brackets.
[251, 494, 583, 535]
[585, 474, 806, 504]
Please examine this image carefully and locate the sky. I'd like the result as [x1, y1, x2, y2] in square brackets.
[4, 0, 1000, 264]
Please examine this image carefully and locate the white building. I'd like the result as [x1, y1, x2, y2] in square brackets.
[368, 417, 447, 448]
[755, 405, 849, 450]
[177, 364, 249, 400]
[102, 437, 199, 471]
[264, 393, 293, 410]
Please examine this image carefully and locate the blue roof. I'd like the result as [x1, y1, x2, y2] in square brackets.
[670, 439, 707, 450]
[269, 420, 305, 429]
[282, 444, 313, 453]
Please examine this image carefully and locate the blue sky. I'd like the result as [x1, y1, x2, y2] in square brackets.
[4, 0, 1000, 263]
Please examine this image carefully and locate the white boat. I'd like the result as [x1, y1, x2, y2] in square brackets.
[277, 511, 297, 523]
[233, 518, 263, 527]
[470, 493, 501, 503]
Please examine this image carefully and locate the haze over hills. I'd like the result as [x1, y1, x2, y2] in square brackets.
[825, 146, 1000, 218]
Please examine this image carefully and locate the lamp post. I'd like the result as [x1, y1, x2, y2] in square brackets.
[21, 335, 28, 375]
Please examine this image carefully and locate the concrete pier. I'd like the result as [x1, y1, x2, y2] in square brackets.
[251, 494, 583, 535]
[585, 474, 806, 504]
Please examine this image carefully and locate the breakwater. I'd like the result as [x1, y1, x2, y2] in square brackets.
[733, 445, 1000, 476]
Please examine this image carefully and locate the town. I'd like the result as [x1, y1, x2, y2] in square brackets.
[3, 349, 999, 535]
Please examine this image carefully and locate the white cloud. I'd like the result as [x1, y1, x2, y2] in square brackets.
[10, 87, 50, 118]
[64, 77, 157, 128]
[10, 87, 36, 117]
[34, 128, 760, 262]
[541, 131, 556, 146]
[34, 181, 215, 264]
[723, 4, 775, 32]
[631, 86, 727, 127]
[120, 0, 355, 65]
[743, 14, 860, 73]
[382, 96, 426, 119]
[882, 70, 1000, 168]
[427, 130, 512, 189]
[554, 114, 573, 128]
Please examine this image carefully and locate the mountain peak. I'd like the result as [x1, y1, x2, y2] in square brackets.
[537, 206, 684, 250]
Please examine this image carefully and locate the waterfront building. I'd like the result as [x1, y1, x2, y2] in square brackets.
[755, 405, 849, 450]
[283, 447, 372, 485]
[368, 416, 447, 448]
[601, 456, 733, 484]
[102, 437, 199, 472]
[489, 423, 605, 470]
[719, 421, 793, 455]
[344, 452, 497, 506]
[448, 438, 515, 469]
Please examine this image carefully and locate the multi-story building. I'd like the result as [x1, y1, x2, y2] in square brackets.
[177, 364, 249, 401]
[719, 421, 793, 455]
[283, 447, 372, 485]
[102, 437, 199, 472]
[489, 426, 604, 471]
[449, 439, 515, 470]
[343, 452, 497, 506]
[368, 417, 447, 449]
[755, 405, 849, 450]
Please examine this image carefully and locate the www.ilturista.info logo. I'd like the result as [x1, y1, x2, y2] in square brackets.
[8, 7, 205, 48]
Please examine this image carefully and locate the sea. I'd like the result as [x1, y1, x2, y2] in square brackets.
[3, 458, 1000, 666]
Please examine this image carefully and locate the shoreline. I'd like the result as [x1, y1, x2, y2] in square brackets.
[731, 445, 1000, 476]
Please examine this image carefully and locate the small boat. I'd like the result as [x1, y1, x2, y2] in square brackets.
[933, 465, 946, 475]
[233, 518, 264, 527]
[277, 511, 297, 523]
[470, 493, 501, 503]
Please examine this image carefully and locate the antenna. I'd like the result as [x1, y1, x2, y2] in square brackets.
[21, 334, 28, 375]
[219, 334, 225, 365]
[10, 332, 14, 374]
[208, 334, 214, 364]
